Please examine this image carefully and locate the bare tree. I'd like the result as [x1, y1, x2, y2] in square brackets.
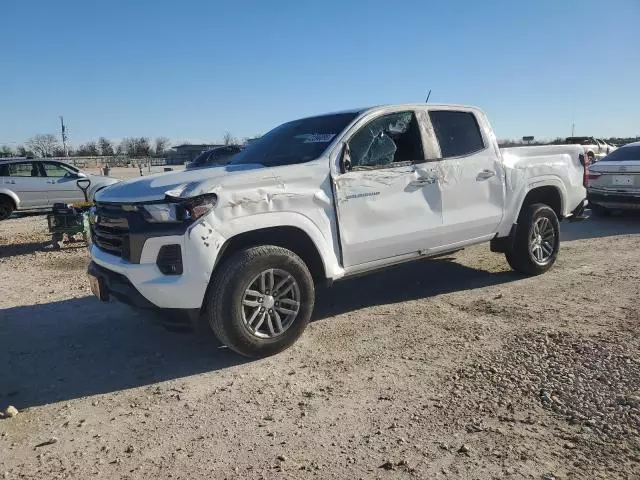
[52, 146, 67, 157]
[154, 137, 170, 156]
[16, 145, 33, 157]
[120, 137, 152, 157]
[0, 145, 15, 158]
[98, 137, 114, 156]
[26, 134, 59, 158]
[223, 131, 238, 146]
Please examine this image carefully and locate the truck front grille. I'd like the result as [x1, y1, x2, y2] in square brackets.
[92, 203, 130, 260]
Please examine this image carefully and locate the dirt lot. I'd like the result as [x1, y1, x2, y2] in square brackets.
[0, 212, 639, 479]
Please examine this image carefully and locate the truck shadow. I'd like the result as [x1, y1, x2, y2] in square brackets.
[1, 258, 515, 409]
[561, 210, 640, 242]
[314, 257, 515, 320]
[0, 298, 244, 409]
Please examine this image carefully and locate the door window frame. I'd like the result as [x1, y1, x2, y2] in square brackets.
[427, 109, 489, 161]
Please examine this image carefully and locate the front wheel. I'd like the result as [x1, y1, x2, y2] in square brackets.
[505, 203, 560, 276]
[207, 245, 315, 358]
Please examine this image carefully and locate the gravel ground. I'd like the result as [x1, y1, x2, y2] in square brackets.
[0, 211, 639, 479]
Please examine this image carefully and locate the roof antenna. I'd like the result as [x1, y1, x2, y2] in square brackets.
[425, 89, 432, 103]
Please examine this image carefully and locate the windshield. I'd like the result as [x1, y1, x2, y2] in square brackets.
[599, 145, 640, 162]
[189, 150, 211, 167]
[229, 112, 360, 167]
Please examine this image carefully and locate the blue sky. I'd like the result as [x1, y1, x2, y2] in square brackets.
[2, 0, 639, 147]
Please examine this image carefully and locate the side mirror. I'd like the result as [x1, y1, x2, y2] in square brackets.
[76, 171, 87, 178]
[339, 143, 352, 174]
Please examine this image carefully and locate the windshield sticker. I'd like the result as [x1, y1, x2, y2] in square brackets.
[295, 133, 337, 143]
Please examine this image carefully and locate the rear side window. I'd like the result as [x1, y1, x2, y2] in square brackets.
[0, 164, 8, 176]
[600, 146, 640, 162]
[429, 110, 485, 158]
[9, 162, 40, 177]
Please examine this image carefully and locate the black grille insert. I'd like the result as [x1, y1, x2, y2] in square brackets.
[92, 203, 130, 259]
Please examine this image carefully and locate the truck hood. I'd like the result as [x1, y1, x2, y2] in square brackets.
[95, 164, 264, 203]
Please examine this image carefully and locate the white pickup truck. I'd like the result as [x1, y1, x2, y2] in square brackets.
[88, 104, 588, 357]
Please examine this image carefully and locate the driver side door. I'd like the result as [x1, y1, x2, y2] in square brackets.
[40, 161, 84, 205]
[332, 110, 444, 268]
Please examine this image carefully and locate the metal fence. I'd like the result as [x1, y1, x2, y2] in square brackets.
[47, 156, 168, 168]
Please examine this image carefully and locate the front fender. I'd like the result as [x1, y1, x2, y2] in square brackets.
[213, 211, 343, 279]
[0, 188, 20, 209]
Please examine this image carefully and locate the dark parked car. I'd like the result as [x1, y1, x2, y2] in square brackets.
[185, 146, 242, 170]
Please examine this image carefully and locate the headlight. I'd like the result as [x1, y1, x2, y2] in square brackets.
[141, 203, 182, 223]
[182, 193, 218, 221]
[140, 193, 217, 223]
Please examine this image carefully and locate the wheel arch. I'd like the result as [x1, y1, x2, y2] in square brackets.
[0, 189, 19, 209]
[519, 184, 563, 220]
[213, 225, 327, 283]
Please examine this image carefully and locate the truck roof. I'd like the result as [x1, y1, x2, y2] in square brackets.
[299, 103, 480, 122]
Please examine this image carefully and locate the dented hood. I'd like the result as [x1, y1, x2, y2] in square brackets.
[94, 164, 264, 203]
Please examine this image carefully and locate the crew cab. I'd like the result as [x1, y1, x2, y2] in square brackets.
[88, 104, 588, 357]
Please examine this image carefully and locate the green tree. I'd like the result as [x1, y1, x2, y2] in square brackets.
[98, 137, 114, 156]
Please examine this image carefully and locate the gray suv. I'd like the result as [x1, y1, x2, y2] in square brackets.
[0, 158, 119, 220]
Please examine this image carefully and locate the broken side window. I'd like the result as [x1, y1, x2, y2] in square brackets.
[348, 111, 424, 168]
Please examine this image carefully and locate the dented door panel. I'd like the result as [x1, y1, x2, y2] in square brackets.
[333, 164, 443, 267]
[438, 153, 505, 243]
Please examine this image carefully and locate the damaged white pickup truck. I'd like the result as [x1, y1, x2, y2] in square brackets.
[88, 104, 588, 357]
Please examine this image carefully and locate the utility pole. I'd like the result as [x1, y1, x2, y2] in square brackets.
[60, 116, 68, 157]
[426, 89, 432, 103]
[571, 122, 575, 137]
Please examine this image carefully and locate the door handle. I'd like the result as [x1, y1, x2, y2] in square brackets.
[477, 169, 496, 180]
[409, 176, 438, 187]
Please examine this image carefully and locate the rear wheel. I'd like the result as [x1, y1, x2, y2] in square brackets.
[0, 196, 14, 221]
[207, 245, 315, 358]
[505, 203, 560, 276]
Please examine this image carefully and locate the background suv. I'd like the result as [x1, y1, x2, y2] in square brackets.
[0, 158, 119, 220]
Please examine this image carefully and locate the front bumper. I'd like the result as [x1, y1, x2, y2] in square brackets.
[88, 261, 156, 308]
[89, 220, 225, 309]
[588, 190, 640, 210]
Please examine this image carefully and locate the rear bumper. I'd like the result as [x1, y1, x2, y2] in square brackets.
[588, 190, 640, 210]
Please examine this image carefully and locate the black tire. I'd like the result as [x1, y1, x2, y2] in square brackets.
[590, 204, 610, 217]
[207, 245, 315, 358]
[0, 196, 14, 221]
[505, 203, 560, 276]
